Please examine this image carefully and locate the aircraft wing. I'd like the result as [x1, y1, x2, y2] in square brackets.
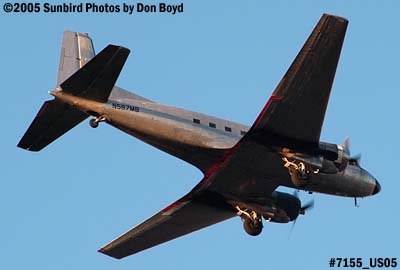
[99, 14, 348, 259]
[98, 192, 235, 259]
[250, 14, 348, 146]
[99, 138, 281, 259]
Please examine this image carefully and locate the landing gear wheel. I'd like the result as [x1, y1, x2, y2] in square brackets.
[289, 168, 309, 187]
[89, 118, 99, 128]
[243, 218, 263, 236]
[283, 158, 310, 187]
[89, 115, 108, 128]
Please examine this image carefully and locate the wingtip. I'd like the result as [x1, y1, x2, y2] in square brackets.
[17, 142, 31, 151]
[17, 142, 40, 152]
[97, 247, 106, 254]
[98, 247, 124, 259]
[106, 44, 131, 54]
[322, 13, 349, 23]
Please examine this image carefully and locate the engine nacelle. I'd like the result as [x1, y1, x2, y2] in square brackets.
[333, 144, 349, 171]
[319, 142, 350, 172]
[287, 143, 350, 174]
[266, 191, 301, 223]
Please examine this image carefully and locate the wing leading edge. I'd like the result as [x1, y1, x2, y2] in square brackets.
[249, 14, 348, 146]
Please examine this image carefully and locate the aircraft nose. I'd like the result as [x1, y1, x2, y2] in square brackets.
[372, 179, 381, 195]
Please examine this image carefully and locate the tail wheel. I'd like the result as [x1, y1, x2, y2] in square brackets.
[243, 218, 263, 236]
[89, 115, 108, 128]
[89, 118, 99, 128]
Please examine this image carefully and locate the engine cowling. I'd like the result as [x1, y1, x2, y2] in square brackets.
[267, 191, 301, 223]
[333, 144, 349, 171]
[289, 143, 350, 174]
[318, 142, 350, 172]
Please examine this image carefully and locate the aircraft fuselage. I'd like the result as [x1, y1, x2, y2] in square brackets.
[50, 90, 379, 199]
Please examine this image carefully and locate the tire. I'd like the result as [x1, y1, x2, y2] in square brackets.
[290, 169, 309, 187]
[89, 118, 99, 128]
[243, 218, 263, 236]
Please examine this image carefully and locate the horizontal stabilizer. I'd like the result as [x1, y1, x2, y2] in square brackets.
[60, 45, 130, 103]
[17, 100, 88, 151]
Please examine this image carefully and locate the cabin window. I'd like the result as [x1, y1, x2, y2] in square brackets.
[209, 122, 216, 128]
[240, 130, 247, 136]
[225, 126, 232, 132]
[193, 118, 200, 124]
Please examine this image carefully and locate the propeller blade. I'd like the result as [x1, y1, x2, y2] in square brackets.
[350, 154, 361, 163]
[288, 218, 297, 239]
[289, 193, 314, 238]
[300, 200, 314, 214]
[344, 137, 362, 165]
[289, 191, 314, 238]
[344, 137, 350, 154]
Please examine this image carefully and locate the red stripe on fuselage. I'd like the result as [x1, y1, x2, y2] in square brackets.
[195, 95, 282, 190]
[161, 95, 282, 214]
[160, 145, 239, 214]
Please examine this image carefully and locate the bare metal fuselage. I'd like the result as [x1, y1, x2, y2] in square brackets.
[50, 90, 377, 198]
[17, 17, 381, 258]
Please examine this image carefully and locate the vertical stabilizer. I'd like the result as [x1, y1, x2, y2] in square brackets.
[57, 31, 95, 86]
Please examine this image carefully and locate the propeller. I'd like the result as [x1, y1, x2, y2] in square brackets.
[299, 200, 314, 215]
[289, 190, 314, 237]
[344, 137, 362, 166]
[345, 137, 364, 208]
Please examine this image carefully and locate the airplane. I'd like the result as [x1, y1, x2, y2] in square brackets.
[18, 14, 380, 259]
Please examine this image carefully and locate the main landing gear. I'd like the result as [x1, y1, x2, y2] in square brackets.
[235, 206, 263, 236]
[89, 115, 107, 128]
[282, 157, 310, 187]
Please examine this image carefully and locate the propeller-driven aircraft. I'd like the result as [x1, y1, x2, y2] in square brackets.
[18, 14, 380, 259]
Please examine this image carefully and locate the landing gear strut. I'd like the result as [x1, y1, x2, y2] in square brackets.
[283, 157, 310, 187]
[89, 116, 107, 128]
[236, 206, 263, 236]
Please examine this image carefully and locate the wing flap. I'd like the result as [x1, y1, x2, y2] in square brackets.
[99, 193, 235, 259]
[250, 14, 348, 145]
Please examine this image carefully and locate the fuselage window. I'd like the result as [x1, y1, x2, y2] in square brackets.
[193, 118, 200, 124]
[225, 126, 232, 132]
[240, 130, 247, 136]
[209, 122, 216, 128]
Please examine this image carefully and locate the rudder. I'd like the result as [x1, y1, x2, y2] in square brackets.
[57, 31, 95, 86]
